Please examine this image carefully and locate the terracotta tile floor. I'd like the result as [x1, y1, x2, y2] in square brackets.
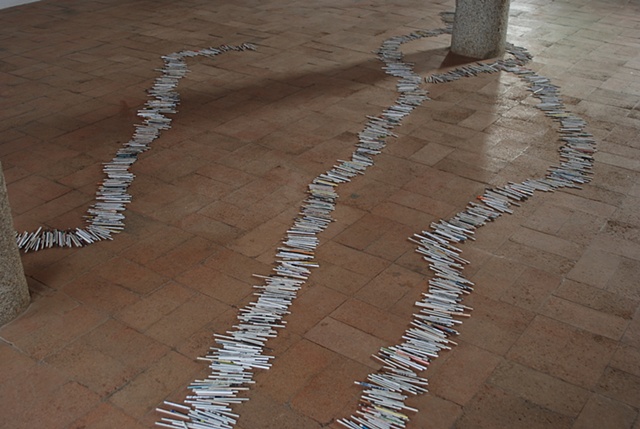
[2, 0, 640, 427]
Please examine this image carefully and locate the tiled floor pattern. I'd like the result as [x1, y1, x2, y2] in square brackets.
[1, 0, 640, 428]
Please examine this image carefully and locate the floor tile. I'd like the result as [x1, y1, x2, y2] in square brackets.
[285, 283, 347, 336]
[488, 360, 590, 417]
[406, 394, 463, 429]
[91, 256, 167, 295]
[291, 356, 373, 425]
[428, 341, 502, 406]
[507, 316, 618, 389]
[571, 394, 637, 429]
[459, 294, 535, 355]
[61, 272, 139, 315]
[109, 351, 200, 419]
[68, 402, 148, 429]
[256, 339, 338, 403]
[0, 291, 106, 360]
[596, 367, 640, 408]
[455, 384, 573, 429]
[354, 263, 426, 310]
[236, 390, 323, 429]
[316, 241, 391, 278]
[2, 0, 640, 427]
[305, 317, 385, 369]
[115, 282, 194, 331]
[0, 340, 37, 384]
[540, 295, 629, 340]
[0, 363, 100, 429]
[144, 293, 229, 348]
[45, 319, 169, 395]
[553, 279, 639, 320]
[175, 264, 253, 305]
[330, 297, 413, 344]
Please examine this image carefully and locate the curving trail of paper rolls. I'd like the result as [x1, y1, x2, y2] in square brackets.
[155, 21, 595, 429]
[14, 44, 257, 252]
[14, 13, 596, 429]
[338, 33, 596, 429]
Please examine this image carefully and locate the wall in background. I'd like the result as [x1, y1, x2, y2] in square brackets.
[0, 0, 39, 10]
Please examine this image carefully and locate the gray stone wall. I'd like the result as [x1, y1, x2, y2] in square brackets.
[0, 161, 30, 326]
[451, 0, 510, 59]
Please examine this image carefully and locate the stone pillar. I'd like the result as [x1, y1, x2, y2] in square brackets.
[0, 161, 30, 326]
[450, 0, 511, 59]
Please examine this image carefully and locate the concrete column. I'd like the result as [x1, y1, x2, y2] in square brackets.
[0, 161, 30, 326]
[450, 0, 511, 59]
